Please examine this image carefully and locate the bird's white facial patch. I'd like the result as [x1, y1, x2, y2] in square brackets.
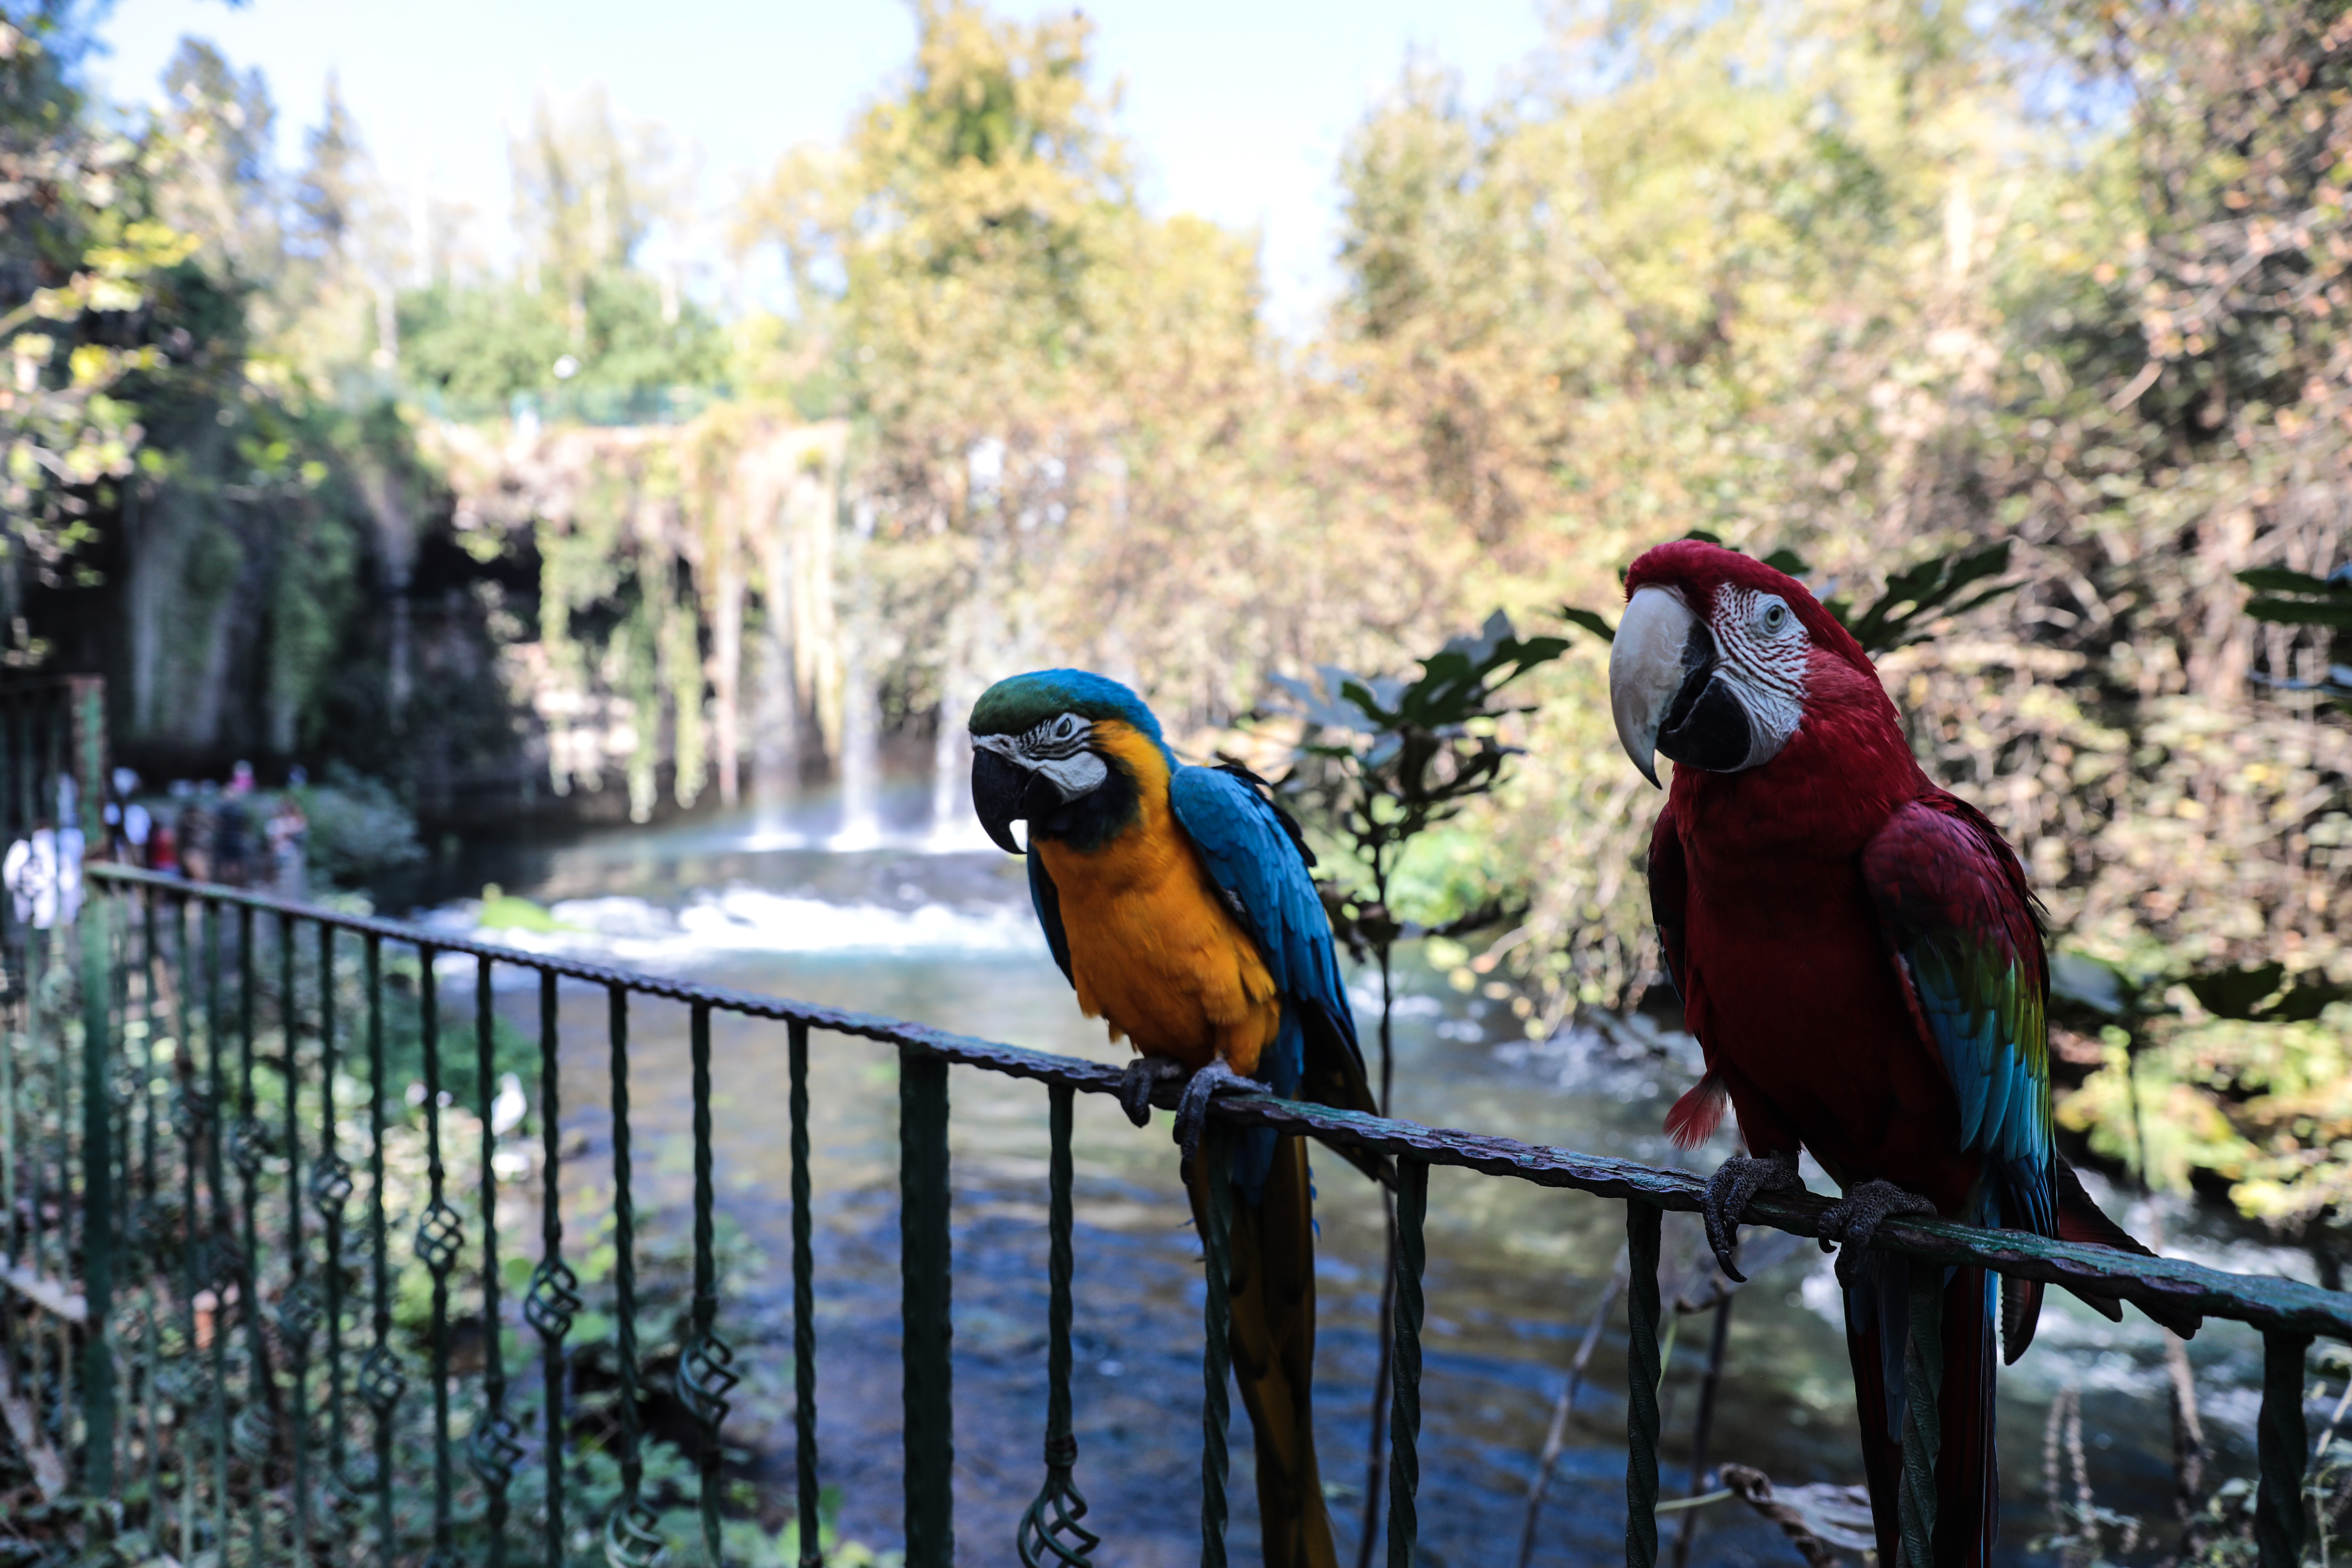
[976, 712, 1110, 802]
[1709, 587, 1808, 768]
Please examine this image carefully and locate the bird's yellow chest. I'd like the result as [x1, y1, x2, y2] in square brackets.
[1034, 729, 1281, 1076]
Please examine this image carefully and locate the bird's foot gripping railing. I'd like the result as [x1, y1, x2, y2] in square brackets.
[5, 863, 2348, 1568]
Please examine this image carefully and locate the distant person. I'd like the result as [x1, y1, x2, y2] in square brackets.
[105, 767, 150, 862]
[266, 793, 307, 899]
[178, 786, 218, 884]
[147, 815, 178, 876]
[118, 799, 152, 863]
[216, 790, 252, 887]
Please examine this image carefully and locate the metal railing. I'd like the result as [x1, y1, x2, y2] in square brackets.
[6, 860, 2349, 1567]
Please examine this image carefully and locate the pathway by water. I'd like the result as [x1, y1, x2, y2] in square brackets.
[404, 794, 2299, 1566]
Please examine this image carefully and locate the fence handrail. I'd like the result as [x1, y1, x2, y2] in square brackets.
[82, 860, 2351, 1344]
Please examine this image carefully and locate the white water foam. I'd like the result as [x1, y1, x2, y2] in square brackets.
[430, 884, 1046, 978]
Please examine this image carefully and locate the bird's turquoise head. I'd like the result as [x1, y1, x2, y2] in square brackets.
[968, 670, 1169, 855]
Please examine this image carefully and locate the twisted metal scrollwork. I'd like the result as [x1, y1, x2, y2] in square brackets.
[468, 1408, 525, 1491]
[227, 1115, 271, 1178]
[276, 1275, 323, 1352]
[1018, 1432, 1100, 1567]
[678, 1328, 740, 1432]
[152, 1348, 209, 1412]
[604, 1497, 670, 1568]
[526, 1255, 582, 1341]
[170, 1079, 212, 1142]
[309, 1148, 353, 1217]
[231, 1401, 273, 1464]
[1020, 1082, 1097, 1566]
[356, 1345, 406, 1418]
[414, 1198, 464, 1278]
[328, 1451, 380, 1510]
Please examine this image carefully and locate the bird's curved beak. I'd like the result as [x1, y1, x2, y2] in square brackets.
[1611, 584, 1761, 784]
[1611, 586, 1710, 788]
[970, 742, 1036, 856]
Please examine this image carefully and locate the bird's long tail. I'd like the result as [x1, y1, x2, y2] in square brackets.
[1188, 1130, 1338, 1568]
[1846, 1256, 1998, 1568]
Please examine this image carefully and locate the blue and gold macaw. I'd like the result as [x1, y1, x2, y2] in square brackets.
[970, 669, 1382, 1568]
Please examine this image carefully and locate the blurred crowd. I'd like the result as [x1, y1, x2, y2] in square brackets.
[105, 761, 309, 899]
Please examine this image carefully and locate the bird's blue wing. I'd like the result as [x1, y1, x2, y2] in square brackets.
[1862, 795, 2054, 1239]
[1026, 852, 1074, 986]
[1168, 765, 1366, 1100]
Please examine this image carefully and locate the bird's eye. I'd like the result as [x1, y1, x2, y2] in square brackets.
[1759, 601, 1790, 635]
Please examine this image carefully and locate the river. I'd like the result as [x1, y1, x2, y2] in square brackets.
[396, 786, 2306, 1567]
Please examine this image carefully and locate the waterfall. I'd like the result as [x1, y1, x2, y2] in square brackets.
[927, 701, 980, 849]
[833, 644, 882, 849]
[831, 499, 883, 850]
[748, 437, 800, 811]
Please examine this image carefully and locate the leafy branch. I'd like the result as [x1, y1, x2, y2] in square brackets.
[1269, 610, 1568, 955]
[1261, 610, 1569, 1567]
[2237, 563, 2352, 709]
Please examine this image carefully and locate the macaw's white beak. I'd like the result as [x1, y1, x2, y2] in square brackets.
[1610, 586, 1705, 789]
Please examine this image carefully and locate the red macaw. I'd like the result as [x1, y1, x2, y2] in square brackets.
[1605, 540, 2197, 1568]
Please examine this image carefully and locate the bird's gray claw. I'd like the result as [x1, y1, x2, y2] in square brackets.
[1700, 1150, 1801, 1283]
[1174, 1060, 1264, 1163]
[1816, 1179, 1937, 1288]
[1118, 1056, 1184, 1127]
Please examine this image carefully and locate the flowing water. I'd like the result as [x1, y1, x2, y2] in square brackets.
[403, 788, 2310, 1567]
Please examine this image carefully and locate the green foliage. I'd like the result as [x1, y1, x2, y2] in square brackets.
[1820, 542, 2017, 659]
[0, 12, 196, 653]
[297, 769, 425, 885]
[2238, 564, 2352, 709]
[399, 274, 724, 415]
[2183, 961, 2352, 1027]
[1272, 611, 1567, 946]
[475, 883, 576, 935]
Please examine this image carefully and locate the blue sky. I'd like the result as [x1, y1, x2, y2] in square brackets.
[92, 0, 1551, 332]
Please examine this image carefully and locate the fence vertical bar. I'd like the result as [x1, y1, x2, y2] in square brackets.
[280, 911, 313, 1564]
[790, 1019, 821, 1568]
[314, 920, 352, 1517]
[525, 967, 579, 1568]
[1898, 1260, 1945, 1568]
[416, 946, 461, 1566]
[2257, 1330, 2313, 1568]
[202, 901, 231, 1561]
[1386, 1158, 1429, 1568]
[360, 932, 404, 1567]
[1200, 1123, 1233, 1568]
[1017, 1080, 1096, 1567]
[21, 905, 41, 1301]
[1, 876, 15, 1274]
[606, 982, 662, 1566]
[233, 902, 271, 1568]
[138, 886, 165, 1532]
[683, 1001, 740, 1567]
[472, 954, 520, 1566]
[76, 807, 116, 1494]
[1624, 1200, 1662, 1568]
[41, 903, 66, 1460]
[141, 889, 160, 1223]
[900, 1043, 954, 1568]
[170, 895, 203, 1566]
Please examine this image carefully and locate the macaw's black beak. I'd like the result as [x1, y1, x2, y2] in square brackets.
[971, 746, 1035, 855]
[1610, 586, 1754, 781]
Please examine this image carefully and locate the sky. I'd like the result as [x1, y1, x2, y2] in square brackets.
[91, 0, 1554, 334]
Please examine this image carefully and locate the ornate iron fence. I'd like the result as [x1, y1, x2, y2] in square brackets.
[4, 863, 2346, 1567]
[2, 693, 2348, 1567]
